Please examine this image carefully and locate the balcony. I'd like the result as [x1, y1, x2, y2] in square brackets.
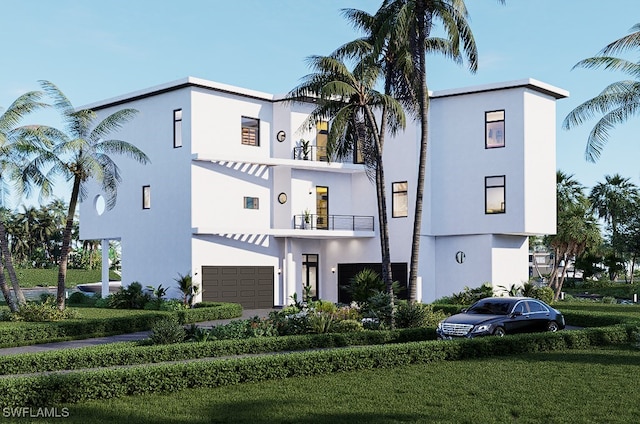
[294, 214, 374, 231]
[293, 145, 329, 162]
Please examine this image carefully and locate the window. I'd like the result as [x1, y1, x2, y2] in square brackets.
[485, 176, 505, 214]
[142, 186, 151, 209]
[244, 196, 259, 209]
[316, 121, 328, 161]
[302, 253, 319, 300]
[173, 109, 182, 148]
[392, 182, 408, 217]
[485, 110, 505, 148]
[241, 116, 260, 146]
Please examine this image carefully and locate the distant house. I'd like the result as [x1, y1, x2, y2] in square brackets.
[79, 77, 567, 307]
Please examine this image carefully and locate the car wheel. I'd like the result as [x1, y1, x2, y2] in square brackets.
[493, 327, 506, 337]
[547, 321, 559, 332]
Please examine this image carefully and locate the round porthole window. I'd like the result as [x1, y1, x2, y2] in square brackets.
[455, 251, 465, 264]
[278, 192, 288, 204]
[276, 130, 286, 142]
[94, 195, 106, 216]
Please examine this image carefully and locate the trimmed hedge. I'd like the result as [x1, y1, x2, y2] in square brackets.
[0, 325, 634, 408]
[176, 302, 242, 324]
[0, 303, 243, 348]
[0, 314, 168, 348]
[0, 328, 436, 376]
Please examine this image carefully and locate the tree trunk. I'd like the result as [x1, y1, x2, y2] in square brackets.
[0, 260, 18, 313]
[364, 106, 393, 292]
[0, 220, 25, 306]
[57, 176, 81, 311]
[409, 4, 430, 303]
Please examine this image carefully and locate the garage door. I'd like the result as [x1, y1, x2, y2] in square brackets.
[201, 266, 274, 309]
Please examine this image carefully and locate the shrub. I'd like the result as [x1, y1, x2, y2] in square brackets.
[246, 316, 278, 338]
[108, 282, 151, 309]
[450, 283, 494, 305]
[67, 292, 96, 306]
[307, 312, 336, 334]
[14, 298, 78, 322]
[342, 268, 385, 305]
[363, 291, 394, 328]
[149, 317, 186, 345]
[333, 319, 364, 333]
[395, 301, 447, 329]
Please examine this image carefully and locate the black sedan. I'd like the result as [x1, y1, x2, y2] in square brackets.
[436, 297, 565, 339]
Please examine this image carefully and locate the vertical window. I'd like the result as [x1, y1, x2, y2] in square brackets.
[142, 185, 151, 209]
[302, 253, 319, 300]
[485, 176, 505, 214]
[241, 116, 260, 146]
[392, 182, 408, 217]
[316, 121, 328, 161]
[244, 196, 259, 209]
[485, 110, 505, 148]
[173, 109, 182, 148]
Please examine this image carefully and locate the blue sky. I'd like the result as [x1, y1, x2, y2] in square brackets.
[1, 0, 639, 206]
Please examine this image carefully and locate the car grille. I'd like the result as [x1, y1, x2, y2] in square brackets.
[441, 323, 473, 336]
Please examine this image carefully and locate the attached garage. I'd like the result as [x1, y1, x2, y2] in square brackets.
[201, 266, 274, 309]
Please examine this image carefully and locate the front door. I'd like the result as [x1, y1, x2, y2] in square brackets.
[302, 254, 319, 300]
[316, 186, 328, 230]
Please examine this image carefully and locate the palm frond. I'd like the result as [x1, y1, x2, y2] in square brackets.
[573, 56, 640, 78]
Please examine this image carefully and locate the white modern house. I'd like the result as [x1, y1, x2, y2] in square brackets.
[79, 77, 568, 307]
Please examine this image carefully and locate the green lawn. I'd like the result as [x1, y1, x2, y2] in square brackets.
[39, 345, 640, 424]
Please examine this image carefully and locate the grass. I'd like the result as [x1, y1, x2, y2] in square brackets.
[36, 345, 640, 424]
[8, 268, 120, 288]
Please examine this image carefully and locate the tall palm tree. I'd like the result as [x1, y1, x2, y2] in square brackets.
[33, 80, 150, 310]
[376, 0, 484, 301]
[0, 90, 50, 310]
[336, 7, 465, 296]
[288, 55, 405, 298]
[546, 171, 601, 299]
[589, 174, 639, 243]
[563, 23, 640, 162]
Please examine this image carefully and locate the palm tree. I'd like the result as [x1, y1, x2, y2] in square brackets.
[288, 54, 405, 299]
[376, 0, 486, 301]
[546, 172, 601, 300]
[33, 80, 150, 310]
[0, 90, 50, 310]
[563, 23, 640, 162]
[589, 174, 638, 243]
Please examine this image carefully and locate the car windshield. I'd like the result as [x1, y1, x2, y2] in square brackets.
[467, 300, 512, 315]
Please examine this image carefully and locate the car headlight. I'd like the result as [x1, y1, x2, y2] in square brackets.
[472, 324, 491, 333]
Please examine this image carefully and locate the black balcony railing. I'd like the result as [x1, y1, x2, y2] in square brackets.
[294, 214, 374, 231]
[293, 145, 329, 161]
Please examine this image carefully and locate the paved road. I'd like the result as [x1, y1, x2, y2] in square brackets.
[0, 309, 274, 356]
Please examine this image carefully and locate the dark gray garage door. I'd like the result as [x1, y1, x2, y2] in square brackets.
[201, 266, 274, 309]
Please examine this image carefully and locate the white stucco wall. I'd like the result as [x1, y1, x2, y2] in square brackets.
[79, 87, 194, 297]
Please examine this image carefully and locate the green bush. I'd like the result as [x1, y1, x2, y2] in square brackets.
[149, 317, 186, 345]
[333, 319, 364, 333]
[395, 301, 448, 329]
[449, 283, 494, 305]
[341, 268, 385, 305]
[175, 302, 242, 324]
[68, 292, 94, 306]
[14, 298, 78, 322]
[108, 282, 151, 309]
